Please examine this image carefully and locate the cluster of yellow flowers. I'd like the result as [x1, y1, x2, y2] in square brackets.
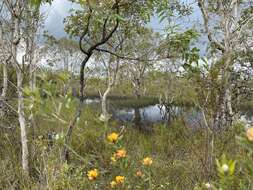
[107, 132, 119, 143]
[110, 176, 125, 188]
[87, 169, 98, 180]
[111, 149, 127, 162]
[86, 132, 154, 188]
[107, 133, 127, 187]
[142, 157, 153, 166]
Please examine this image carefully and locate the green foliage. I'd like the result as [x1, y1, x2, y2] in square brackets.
[154, 0, 193, 22]
[193, 123, 253, 190]
[215, 154, 236, 189]
[159, 29, 199, 60]
[64, 0, 154, 39]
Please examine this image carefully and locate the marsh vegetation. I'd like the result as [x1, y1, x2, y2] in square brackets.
[0, 0, 253, 189]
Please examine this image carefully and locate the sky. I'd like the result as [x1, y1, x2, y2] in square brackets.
[41, 0, 208, 56]
[41, 0, 202, 37]
[39, 0, 209, 69]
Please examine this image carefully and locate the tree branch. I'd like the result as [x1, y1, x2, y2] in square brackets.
[79, 8, 92, 55]
[198, 0, 225, 52]
[95, 47, 156, 62]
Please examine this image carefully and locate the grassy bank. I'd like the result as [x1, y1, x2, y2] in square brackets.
[0, 99, 249, 189]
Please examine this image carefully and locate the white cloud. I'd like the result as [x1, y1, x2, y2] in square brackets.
[41, 0, 78, 37]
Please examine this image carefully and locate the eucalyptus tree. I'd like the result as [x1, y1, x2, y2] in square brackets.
[197, 0, 253, 128]
[0, 10, 9, 99]
[93, 32, 125, 122]
[43, 35, 84, 74]
[0, 1, 15, 100]
[2, 0, 29, 175]
[43, 36, 86, 96]
[121, 28, 160, 99]
[62, 0, 156, 161]
[32, 0, 197, 159]
[2, 0, 44, 175]
[0, 4, 10, 119]
[24, 6, 42, 91]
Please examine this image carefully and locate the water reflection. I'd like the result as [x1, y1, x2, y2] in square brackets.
[84, 98, 253, 128]
[132, 108, 141, 130]
[111, 104, 183, 125]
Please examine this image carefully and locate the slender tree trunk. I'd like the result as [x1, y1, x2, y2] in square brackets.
[1, 62, 7, 98]
[214, 52, 234, 128]
[11, 4, 29, 174]
[133, 80, 142, 99]
[29, 58, 36, 91]
[28, 59, 36, 135]
[17, 69, 29, 174]
[99, 85, 112, 121]
[0, 22, 7, 99]
[63, 54, 91, 162]
[225, 87, 233, 123]
[220, 95, 226, 127]
[214, 77, 227, 128]
[215, 88, 233, 128]
[0, 63, 8, 118]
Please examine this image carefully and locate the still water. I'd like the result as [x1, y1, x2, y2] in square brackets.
[85, 98, 253, 128]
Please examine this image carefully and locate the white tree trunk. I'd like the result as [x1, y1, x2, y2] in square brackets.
[17, 69, 29, 174]
[1, 63, 7, 98]
[133, 80, 141, 99]
[225, 88, 233, 123]
[99, 57, 119, 122]
[29, 60, 36, 91]
[0, 20, 7, 98]
[99, 85, 111, 122]
[11, 5, 30, 174]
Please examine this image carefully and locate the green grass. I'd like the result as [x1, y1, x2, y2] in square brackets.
[0, 99, 245, 189]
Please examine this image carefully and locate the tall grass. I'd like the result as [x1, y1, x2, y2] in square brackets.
[0, 100, 245, 189]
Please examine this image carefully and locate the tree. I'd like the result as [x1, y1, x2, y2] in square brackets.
[2, 0, 44, 175]
[94, 32, 125, 122]
[43, 36, 86, 96]
[43, 35, 84, 74]
[24, 7, 41, 91]
[2, 0, 29, 175]
[197, 0, 253, 128]
[0, 15, 9, 99]
[122, 28, 160, 99]
[62, 0, 155, 161]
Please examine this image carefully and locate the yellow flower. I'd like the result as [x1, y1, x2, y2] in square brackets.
[142, 157, 153, 166]
[110, 176, 125, 188]
[246, 127, 253, 141]
[115, 175, 125, 184]
[107, 132, 119, 143]
[110, 180, 117, 188]
[115, 149, 127, 158]
[87, 169, 98, 180]
[136, 170, 143, 177]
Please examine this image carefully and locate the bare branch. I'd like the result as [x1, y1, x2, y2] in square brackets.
[95, 47, 157, 62]
[79, 8, 92, 55]
[197, 0, 225, 52]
